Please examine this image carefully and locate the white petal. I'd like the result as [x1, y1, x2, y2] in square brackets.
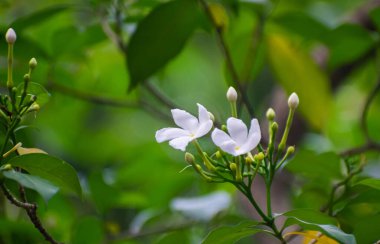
[211, 128, 237, 155]
[169, 136, 193, 151]
[239, 119, 261, 154]
[194, 120, 213, 138]
[155, 128, 190, 143]
[171, 109, 198, 133]
[226, 118, 248, 145]
[197, 103, 211, 124]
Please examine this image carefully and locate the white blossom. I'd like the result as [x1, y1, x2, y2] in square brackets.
[211, 117, 261, 156]
[155, 103, 213, 151]
[5, 28, 16, 44]
[226, 86, 238, 102]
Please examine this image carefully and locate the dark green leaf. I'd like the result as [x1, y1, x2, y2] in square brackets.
[370, 7, 380, 32]
[71, 216, 104, 244]
[286, 150, 343, 180]
[273, 11, 329, 40]
[323, 24, 375, 69]
[8, 153, 81, 197]
[3, 170, 59, 202]
[266, 34, 333, 130]
[127, 0, 202, 90]
[281, 209, 356, 244]
[10, 5, 71, 31]
[202, 221, 260, 244]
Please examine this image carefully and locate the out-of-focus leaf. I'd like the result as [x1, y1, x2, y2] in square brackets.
[286, 150, 342, 180]
[202, 221, 260, 244]
[2, 170, 59, 202]
[370, 7, 380, 31]
[354, 178, 380, 190]
[281, 209, 356, 244]
[155, 230, 190, 244]
[8, 153, 81, 197]
[10, 5, 71, 31]
[52, 25, 107, 57]
[352, 214, 380, 244]
[323, 24, 375, 69]
[266, 34, 332, 130]
[71, 216, 104, 244]
[127, 0, 202, 90]
[272, 11, 329, 40]
[17, 82, 51, 107]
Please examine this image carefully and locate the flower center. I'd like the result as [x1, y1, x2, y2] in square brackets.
[234, 146, 240, 151]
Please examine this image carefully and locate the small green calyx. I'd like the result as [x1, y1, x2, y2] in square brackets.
[271, 122, 278, 133]
[229, 162, 237, 172]
[185, 152, 195, 164]
[287, 146, 295, 154]
[29, 57, 37, 69]
[254, 152, 265, 162]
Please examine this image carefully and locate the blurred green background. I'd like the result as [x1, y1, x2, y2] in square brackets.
[1, 0, 380, 243]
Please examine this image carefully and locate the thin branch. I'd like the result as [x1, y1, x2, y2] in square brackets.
[1, 183, 61, 244]
[339, 141, 380, 157]
[361, 80, 380, 141]
[198, 0, 255, 117]
[143, 82, 180, 109]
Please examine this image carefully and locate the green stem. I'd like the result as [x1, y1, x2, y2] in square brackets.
[7, 44, 13, 90]
[277, 108, 295, 160]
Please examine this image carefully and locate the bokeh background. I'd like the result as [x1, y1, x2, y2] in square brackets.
[1, 0, 380, 243]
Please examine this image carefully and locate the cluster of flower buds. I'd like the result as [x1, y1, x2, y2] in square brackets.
[156, 87, 299, 184]
[0, 28, 40, 123]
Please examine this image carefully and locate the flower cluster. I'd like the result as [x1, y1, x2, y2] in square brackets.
[155, 87, 299, 183]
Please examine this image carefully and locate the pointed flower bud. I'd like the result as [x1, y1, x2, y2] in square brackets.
[27, 103, 40, 113]
[266, 108, 275, 120]
[229, 162, 237, 172]
[5, 28, 16, 44]
[288, 92, 299, 109]
[23, 74, 30, 82]
[226, 86, 237, 102]
[29, 58, 37, 69]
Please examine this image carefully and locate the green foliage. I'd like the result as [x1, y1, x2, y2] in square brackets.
[2, 170, 59, 202]
[127, 0, 202, 90]
[8, 153, 81, 197]
[202, 221, 260, 244]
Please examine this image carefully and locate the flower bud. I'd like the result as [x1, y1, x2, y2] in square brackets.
[287, 146, 295, 155]
[215, 150, 222, 159]
[288, 92, 299, 109]
[24, 74, 30, 82]
[245, 156, 253, 164]
[229, 162, 237, 171]
[266, 108, 275, 120]
[226, 86, 237, 102]
[0, 164, 12, 171]
[5, 28, 16, 44]
[221, 125, 227, 132]
[30, 95, 37, 102]
[27, 103, 40, 113]
[254, 152, 265, 161]
[29, 58, 37, 69]
[185, 152, 195, 164]
[271, 122, 278, 133]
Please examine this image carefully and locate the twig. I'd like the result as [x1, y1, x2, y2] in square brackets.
[339, 141, 380, 157]
[143, 82, 180, 109]
[361, 80, 380, 141]
[198, 0, 255, 117]
[1, 183, 61, 244]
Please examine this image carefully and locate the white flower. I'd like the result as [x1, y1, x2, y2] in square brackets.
[211, 117, 261, 156]
[288, 92, 299, 109]
[155, 103, 213, 151]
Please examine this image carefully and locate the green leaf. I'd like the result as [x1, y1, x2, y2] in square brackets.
[8, 153, 81, 197]
[17, 82, 51, 107]
[266, 34, 333, 130]
[127, 0, 202, 90]
[10, 5, 71, 31]
[202, 221, 260, 244]
[281, 209, 356, 244]
[2, 170, 59, 202]
[322, 24, 375, 69]
[354, 178, 380, 190]
[286, 150, 343, 180]
[272, 11, 329, 40]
